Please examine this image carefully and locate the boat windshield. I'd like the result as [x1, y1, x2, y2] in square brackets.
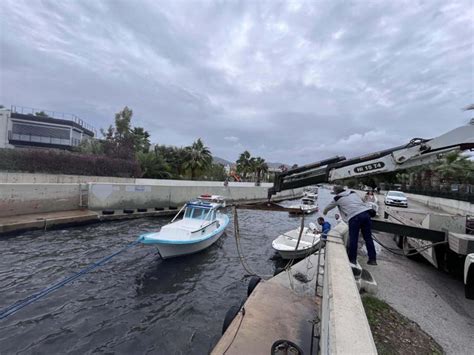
[184, 207, 215, 220]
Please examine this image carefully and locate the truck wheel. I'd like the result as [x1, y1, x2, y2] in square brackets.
[466, 263, 474, 300]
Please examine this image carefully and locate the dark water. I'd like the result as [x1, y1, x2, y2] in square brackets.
[0, 189, 335, 354]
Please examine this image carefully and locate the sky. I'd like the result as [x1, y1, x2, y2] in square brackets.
[0, 0, 473, 164]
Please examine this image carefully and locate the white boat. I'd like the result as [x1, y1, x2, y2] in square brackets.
[288, 196, 319, 215]
[272, 224, 322, 259]
[139, 195, 229, 259]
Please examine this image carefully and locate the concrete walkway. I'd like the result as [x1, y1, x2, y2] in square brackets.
[0, 209, 99, 235]
[0, 209, 179, 236]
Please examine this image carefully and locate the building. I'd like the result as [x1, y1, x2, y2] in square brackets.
[0, 105, 95, 150]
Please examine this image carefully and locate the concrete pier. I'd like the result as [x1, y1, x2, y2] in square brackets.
[212, 222, 377, 354]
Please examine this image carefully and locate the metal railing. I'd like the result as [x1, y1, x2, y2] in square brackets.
[10, 105, 96, 136]
[9, 131, 72, 146]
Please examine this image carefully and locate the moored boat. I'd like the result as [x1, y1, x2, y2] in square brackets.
[288, 196, 319, 215]
[139, 195, 229, 259]
[272, 225, 322, 259]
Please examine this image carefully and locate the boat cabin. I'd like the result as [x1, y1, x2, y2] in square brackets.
[184, 202, 218, 222]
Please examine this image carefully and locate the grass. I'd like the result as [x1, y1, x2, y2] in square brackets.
[362, 295, 443, 355]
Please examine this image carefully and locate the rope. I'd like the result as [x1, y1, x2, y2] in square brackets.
[371, 234, 448, 257]
[0, 238, 143, 320]
[232, 207, 262, 277]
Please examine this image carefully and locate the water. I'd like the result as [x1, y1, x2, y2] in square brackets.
[0, 189, 335, 354]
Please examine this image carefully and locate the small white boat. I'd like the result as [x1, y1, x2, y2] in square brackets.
[139, 195, 229, 259]
[288, 196, 319, 215]
[272, 224, 322, 259]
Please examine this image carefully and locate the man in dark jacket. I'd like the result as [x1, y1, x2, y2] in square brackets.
[323, 185, 377, 265]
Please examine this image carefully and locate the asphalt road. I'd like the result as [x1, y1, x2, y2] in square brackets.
[365, 196, 474, 355]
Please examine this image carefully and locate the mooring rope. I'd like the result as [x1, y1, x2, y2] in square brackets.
[0, 237, 143, 320]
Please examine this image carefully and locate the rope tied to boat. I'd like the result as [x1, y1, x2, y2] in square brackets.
[0, 237, 144, 321]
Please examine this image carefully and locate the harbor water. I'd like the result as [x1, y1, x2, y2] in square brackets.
[0, 189, 335, 354]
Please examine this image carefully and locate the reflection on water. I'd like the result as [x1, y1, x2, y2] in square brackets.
[0, 188, 335, 354]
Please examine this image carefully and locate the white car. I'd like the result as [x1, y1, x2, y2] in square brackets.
[384, 190, 408, 208]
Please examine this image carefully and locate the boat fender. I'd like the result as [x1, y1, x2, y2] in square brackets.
[155, 207, 164, 211]
[169, 206, 178, 210]
[123, 209, 135, 214]
[222, 305, 242, 335]
[247, 276, 261, 296]
[273, 267, 285, 276]
[271, 340, 304, 355]
[102, 210, 115, 215]
[137, 208, 148, 213]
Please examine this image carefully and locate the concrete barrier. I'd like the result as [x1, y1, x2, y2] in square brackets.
[404, 192, 473, 215]
[320, 223, 377, 355]
[0, 183, 80, 217]
[87, 182, 300, 210]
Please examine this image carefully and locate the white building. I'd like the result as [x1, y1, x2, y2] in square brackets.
[0, 105, 95, 150]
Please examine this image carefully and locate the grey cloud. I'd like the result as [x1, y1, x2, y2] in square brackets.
[0, 0, 472, 164]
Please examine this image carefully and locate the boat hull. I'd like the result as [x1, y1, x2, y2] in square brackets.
[272, 227, 322, 260]
[276, 242, 321, 260]
[140, 215, 230, 259]
[157, 227, 226, 259]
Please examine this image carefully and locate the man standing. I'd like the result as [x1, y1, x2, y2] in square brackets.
[317, 217, 331, 241]
[323, 185, 377, 265]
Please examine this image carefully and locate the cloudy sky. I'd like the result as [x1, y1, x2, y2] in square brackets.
[1, 0, 472, 164]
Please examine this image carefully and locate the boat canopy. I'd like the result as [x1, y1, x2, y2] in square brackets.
[184, 204, 217, 221]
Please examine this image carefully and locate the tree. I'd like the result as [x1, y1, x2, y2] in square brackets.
[154, 145, 188, 178]
[251, 157, 268, 184]
[183, 138, 212, 180]
[136, 151, 171, 179]
[236, 150, 252, 180]
[132, 127, 151, 153]
[434, 151, 473, 184]
[35, 111, 48, 117]
[101, 106, 149, 160]
[204, 163, 227, 181]
[76, 138, 104, 155]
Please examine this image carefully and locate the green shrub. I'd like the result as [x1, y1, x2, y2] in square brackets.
[0, 148, 141, 177]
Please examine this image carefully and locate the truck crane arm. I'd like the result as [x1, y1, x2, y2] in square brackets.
[269, 120, 474, 198]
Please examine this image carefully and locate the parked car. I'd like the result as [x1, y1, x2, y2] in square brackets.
[384, 191, 408, 207]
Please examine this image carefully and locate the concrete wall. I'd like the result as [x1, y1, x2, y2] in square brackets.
[405, 192, 474, 215]
[0, 172, 135, 184]
[320, 223, 377, 355]
[0, 183, 80, 217]
[87, 182, 300, 210]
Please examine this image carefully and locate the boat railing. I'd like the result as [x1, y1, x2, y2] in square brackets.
[192, 220, 218, 234]
[171, 204, 187, 223]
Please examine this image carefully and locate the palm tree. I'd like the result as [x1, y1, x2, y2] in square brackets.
[236, 150, 252, 180]
[251, 157, 268, 185]
[434, 151, 473, 184]
[137, 151, 171, 179]
[183, 138, 212, 180]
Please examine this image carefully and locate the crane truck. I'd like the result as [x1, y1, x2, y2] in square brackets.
[268, 120, 474, 299]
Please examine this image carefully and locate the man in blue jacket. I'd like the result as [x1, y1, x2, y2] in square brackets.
[317, 217, 331, 241]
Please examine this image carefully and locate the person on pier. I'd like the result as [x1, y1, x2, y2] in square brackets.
[322, 185, 377, 266]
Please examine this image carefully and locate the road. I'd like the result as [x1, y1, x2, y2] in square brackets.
[365, 196, 474, 354]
